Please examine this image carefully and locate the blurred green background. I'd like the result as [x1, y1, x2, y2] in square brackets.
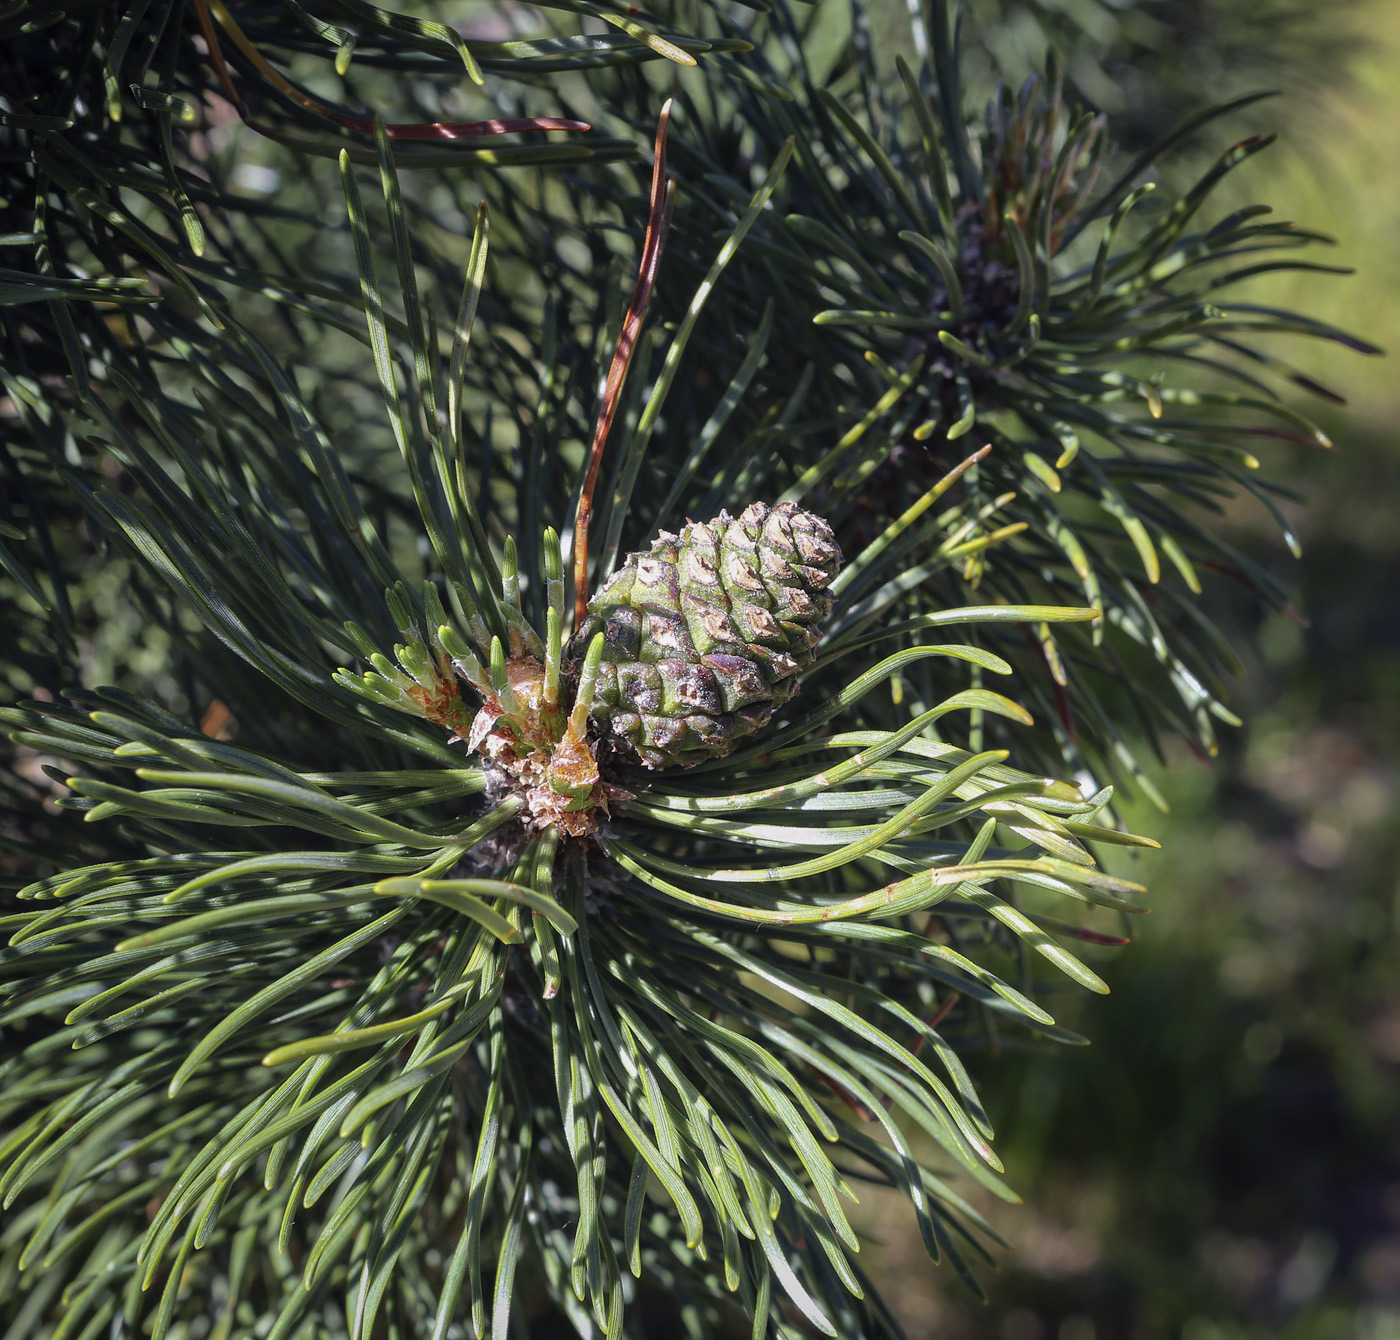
[857, 2, 1400, 1335]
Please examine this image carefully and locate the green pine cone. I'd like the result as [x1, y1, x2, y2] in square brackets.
[577, 502, 843, 768]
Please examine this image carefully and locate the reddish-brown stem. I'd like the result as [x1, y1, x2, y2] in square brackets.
[906, 992, 960, 1069]
[190, 0, 246, 116]
[1062, 926, 1131, 946]
[925, 989, 962, 1032]
[804, 1063, 876, 1122]
[1199, 559, 1310, 627]
[193, 0, 588, 140]
[573, 100, 675, 630]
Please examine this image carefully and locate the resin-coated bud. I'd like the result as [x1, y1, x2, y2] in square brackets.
[576, 502, 842, 768]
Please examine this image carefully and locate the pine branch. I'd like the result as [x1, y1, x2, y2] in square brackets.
[1, 121, 1159, 1339]
[490, 0, 1375, 802]
[0, 2, 1372, 1337]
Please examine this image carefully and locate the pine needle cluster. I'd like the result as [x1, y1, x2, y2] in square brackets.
[508, 0, 1377, 792]
[0, 0, 1371, 1337]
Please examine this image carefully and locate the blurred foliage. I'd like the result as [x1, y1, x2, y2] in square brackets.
[954, 0, 1362, 145]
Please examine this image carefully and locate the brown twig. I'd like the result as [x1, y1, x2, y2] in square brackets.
[192, 0, 589, 139]
[191, 0, 246, 116]
[903, 992, 960, 1076]
[1199, 558, 1310, 627]
[1059, 925, 1131, 947]
[573, 100, 675, 630]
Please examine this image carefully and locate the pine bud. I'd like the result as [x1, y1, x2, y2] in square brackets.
[577, 502, 842, 767]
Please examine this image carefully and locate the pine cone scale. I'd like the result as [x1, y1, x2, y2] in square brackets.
[579, 501, 842, 767]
